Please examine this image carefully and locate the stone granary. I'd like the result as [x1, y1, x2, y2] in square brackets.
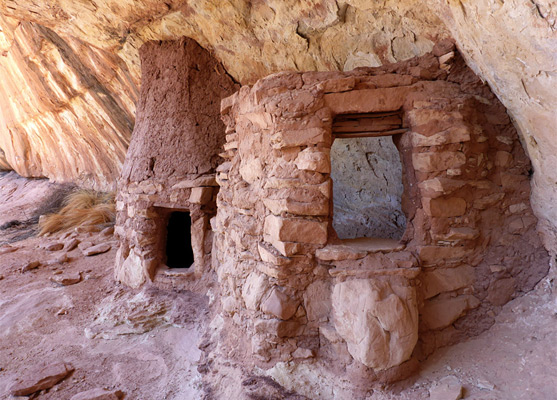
[212, 42, 549, 382]
[114, 38, 238, 288]
[115, 38, 549, 386]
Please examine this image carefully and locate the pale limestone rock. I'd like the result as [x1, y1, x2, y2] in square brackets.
[429, 375, 463, 400]
[41, 242, 64, 251]
[332, 279, 418, 370]
[411, 126, 470, 147]
[315, 245, 367, 261]
[45, 253, 69, 266]
[0, 15, 135, 190]
[51, 272, 82, 286]
[239, 158, 263, 184]
[189, 187, 213, 205]
[412, 151, 466, 173]
[258, 243, 291, 266]
[82, 243, 111, 256]
[260, 288, 299, 320]
[418, 177, 467, 198]
[20, 260, 40, 272]
[242, 272, 269, 311]
[114, 248, 147, 289]
[304, 281, 331, 323]
[291, 347, 315, 359]
[273, 128, 328, 149]
[295, 148, 331, 173]
[264, 215, 327, 245]
[0, 245, 18, 255]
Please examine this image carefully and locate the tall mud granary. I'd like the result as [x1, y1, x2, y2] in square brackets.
[114, 38, 238, 288]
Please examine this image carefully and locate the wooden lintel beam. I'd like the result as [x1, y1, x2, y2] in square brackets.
[333, 128, 409, 139]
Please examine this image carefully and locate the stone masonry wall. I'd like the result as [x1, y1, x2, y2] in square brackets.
[115, 38, 238, 288]
[213, 43, 549, 383]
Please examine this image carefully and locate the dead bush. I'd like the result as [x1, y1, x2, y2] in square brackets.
[38, 189, 115, 235]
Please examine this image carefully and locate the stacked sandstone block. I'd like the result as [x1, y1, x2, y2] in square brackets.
[213, 43, 549, 380]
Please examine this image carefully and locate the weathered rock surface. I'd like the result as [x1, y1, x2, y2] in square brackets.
[83, 243, 111, 256]
[332, 279, 418, 370]
[331, 136, 406, 239]
[0, 16, 137, 190]
[429, 375, 463, 400]
[70, 388, 125, 400]
[9, 362, 74, 396]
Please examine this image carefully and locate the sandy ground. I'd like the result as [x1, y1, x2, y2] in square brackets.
[0, 173, 555, 399]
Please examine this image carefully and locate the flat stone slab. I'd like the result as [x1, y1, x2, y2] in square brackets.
[21, 260, 40, 272]
[429, 375, 463, 400]
[70, 388, 124, 400]
[9, 362, 74, 396]
[316, 237, 405, 262]
[341, 237, 405, 253]
[51, 272, 82, 286]
[82, 243, 111, 256]
[316, 244, 367, 261]
[0, 245, 18, 255]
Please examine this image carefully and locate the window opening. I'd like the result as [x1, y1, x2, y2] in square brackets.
[331, 111, 407, 241]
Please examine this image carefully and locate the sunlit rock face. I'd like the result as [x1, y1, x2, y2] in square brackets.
[0, 14, 137, 190]
[427, 0, 557, 250]
[0, 1, 448, 84]
[0, 0, 556, 249]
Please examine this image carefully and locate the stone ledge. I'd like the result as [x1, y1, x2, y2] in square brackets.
[316, 237, 405, 262]
[329, 267, 420, 279]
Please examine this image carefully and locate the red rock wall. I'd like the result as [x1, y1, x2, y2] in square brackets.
[115, 38, 238, 288]
[213, 45, 549, 382]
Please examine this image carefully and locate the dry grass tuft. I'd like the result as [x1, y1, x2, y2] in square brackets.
[38, 189, 115, 235]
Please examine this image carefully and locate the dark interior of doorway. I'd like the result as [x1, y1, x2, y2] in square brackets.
[165, 211, 194, 268]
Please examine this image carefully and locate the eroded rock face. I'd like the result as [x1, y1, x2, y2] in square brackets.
[0, 1, 448, 84]
[0, 1, 448, 189]
[0, 15, 137, 190]
[428, 0, 557, 250]
[331, 136, 406, 240]
[332, 278, 418, 370]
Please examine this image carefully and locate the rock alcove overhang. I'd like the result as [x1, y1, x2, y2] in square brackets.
[0, 0, 556, 250]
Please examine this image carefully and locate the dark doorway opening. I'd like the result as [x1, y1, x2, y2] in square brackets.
[165, 211, 194, 268]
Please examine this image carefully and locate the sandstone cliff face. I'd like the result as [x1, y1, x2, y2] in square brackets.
[0, 14, 137, 189]
[0, 0, 556, 248]
[428, 0, 557, 249]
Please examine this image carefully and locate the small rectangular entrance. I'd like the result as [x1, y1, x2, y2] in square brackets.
[165, 211, 194, 268]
